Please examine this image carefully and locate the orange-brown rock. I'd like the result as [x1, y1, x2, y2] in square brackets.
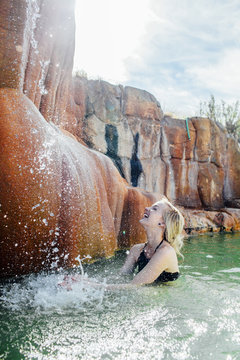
[164, 159, 202, 208]
[161, 116, 239, 209]
[76, 85, 240, 211]
[0, 1, 28, 89]
[123, 86, 163, 121]
[224, 137, 240, 207]
[161, 117, 201, 208]
[73, 77, 164, 192]
[191, 117, 227, 166]
[161, 116, 196, 160]
[197, 163, 224, 209]
[0, 92, 158, 275]
[0, 0, 78, 136]
[0, 89, 159, 276]
[182, 208, 240, 233]
[118, 189, 161, 249]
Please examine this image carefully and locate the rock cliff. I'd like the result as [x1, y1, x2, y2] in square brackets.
[0, 0, 77, 134]
[73, 77, 240, 210]
[0, 0, 240, 276]
[0, 88, 157, 275]
[0, 0, 158, 276]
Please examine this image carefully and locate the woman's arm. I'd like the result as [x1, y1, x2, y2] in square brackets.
[130, 246, 172, 286]
[59, 246, 174, 291]
[59, 274, 136, 291]
[107, 247, 174, 289]
[120, 244, 144, 275]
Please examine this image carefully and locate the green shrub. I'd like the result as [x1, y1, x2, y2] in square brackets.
[200, 94, 240, 142]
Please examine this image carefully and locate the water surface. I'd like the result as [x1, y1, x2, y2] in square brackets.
[0, 233, 240, 359]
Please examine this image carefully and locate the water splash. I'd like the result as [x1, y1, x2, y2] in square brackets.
[26, 0, 41, 53]
[1, 235, 240, 360]
[1, 273, 107, 313]
[74, 254, 92, 275]
[38, 59, 50, 95]
[19, 0, 41, 87]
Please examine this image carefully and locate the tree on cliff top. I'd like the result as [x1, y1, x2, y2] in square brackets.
[200, 95, 240, 142]
[74, 69, 88, 79]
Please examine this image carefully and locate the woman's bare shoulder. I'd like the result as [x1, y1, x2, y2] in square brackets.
[156, 243, 176, 258]
[153, 244, 178, 272]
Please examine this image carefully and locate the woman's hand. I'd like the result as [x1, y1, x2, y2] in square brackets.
[58, 274, 89, 290]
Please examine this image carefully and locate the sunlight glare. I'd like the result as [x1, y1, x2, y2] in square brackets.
[74, 0, 153, 83]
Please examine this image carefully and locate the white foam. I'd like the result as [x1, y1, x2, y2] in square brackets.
[191, 272, 202, 276]
[219, 268, 240, 273]
[1, 274, 108, 313]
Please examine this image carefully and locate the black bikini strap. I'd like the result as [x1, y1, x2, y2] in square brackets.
[155, 239, 164, 252]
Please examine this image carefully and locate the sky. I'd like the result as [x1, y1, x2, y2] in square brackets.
[74, 0, 240, 117]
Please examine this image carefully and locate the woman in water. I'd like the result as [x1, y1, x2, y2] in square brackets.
[60, 199, 185, 290]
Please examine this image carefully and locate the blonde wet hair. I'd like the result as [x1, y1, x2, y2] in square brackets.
[160, 200, 185, 258]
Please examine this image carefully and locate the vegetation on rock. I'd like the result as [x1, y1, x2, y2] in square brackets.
[200, 95, 240, 142]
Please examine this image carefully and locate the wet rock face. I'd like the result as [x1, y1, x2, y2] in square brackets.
[0, 0, 158, 276]
[74, 78, 240, 210]
[224, 138, 240, 208]
[74, 78, 164, 192]
[0, 0, 77, 134]
[0, 89, 156, 276]
[161, 116, 229, 209]
[182, 208, 240, 234]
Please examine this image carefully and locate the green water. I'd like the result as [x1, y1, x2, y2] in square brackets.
[0, 233, 240, 360]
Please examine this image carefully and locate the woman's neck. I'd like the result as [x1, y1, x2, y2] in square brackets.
[145, 228, 164, 249]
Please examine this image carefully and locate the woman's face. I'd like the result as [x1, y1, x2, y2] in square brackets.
[139, 201, 169, 229]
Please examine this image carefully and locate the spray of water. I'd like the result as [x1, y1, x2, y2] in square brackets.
[0, 271, 108, 313]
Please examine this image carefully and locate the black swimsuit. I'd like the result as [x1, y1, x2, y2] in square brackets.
[136, 240, 180, 283]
